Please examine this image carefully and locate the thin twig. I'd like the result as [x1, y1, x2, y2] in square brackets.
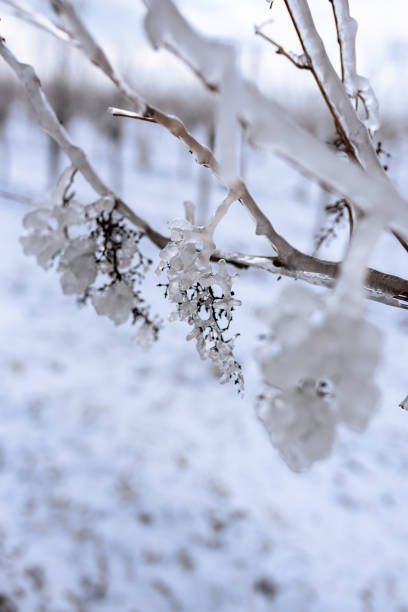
[108, 107, 156, 123]
[254, 25, 311, 70]
[329, 0, 345, 82]
[343, 201, 354, 241]
[392, 230, 408, 254]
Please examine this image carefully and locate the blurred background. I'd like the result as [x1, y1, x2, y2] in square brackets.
[1, 1, 408, 610]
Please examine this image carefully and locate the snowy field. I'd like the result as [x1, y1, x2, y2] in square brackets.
[0, 106, 408, 612]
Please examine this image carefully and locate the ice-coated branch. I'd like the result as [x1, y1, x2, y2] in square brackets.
[3, 33, 405, 310]
[146, 0, 243, 182]
[207, 191, 236, 237]
[257, 2, 405, 256]
[218, 251, 408, 310]
[7, 1, 408, 241]
[0, 44, 106, 195]
[0, 38, 168, 249]
[62, 0, 408, 310]
[280, 1, 404, 318]
[47, 0, 240, 182]
[330, 0, 380, 132]
[49, 0, 145, 111]
[270, 1, 407, 256]
[328, 214, 385, 317]
[283, 0, 381, 173]
[0, 0, 72, 43]
[140, 0, 408, 241]
[143, 0, 227, 90]
[107, 106, 292, 258]
[3, 1, 408, 311]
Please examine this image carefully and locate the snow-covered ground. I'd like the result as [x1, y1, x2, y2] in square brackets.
[0, 106, 408, 612]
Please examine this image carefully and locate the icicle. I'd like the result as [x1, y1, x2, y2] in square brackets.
[333, 0, 380, 132]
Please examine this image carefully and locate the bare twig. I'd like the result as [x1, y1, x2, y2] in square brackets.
[108, 107, 156, 123]
[392, 230, 408, 254]
[344, 200, 354, 241]
[329, 0, 345, 82]
[254, 24, 311, 70]
[400, 395, 408, 410]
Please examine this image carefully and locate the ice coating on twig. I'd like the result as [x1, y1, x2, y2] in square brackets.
[144, 0, 228, 88]
[285, 0, 381, 172]
[332, 0, 380, 132]
[216, 51, 242, 183]
[50, 0, 116, 83]
[328, 214, 384, 317]
[0, 0, 72, 42]
[144, 0, 241, 183]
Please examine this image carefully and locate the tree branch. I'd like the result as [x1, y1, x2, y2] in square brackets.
[0, 38, 167, 248]
[282, 1, 408, 258]
[216, 251, 408, 310]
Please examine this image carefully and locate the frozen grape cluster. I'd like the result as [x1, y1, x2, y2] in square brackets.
[157, 218, 244, 392]
[257, 285, 382, 471]
[20, 166, 159, 345]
